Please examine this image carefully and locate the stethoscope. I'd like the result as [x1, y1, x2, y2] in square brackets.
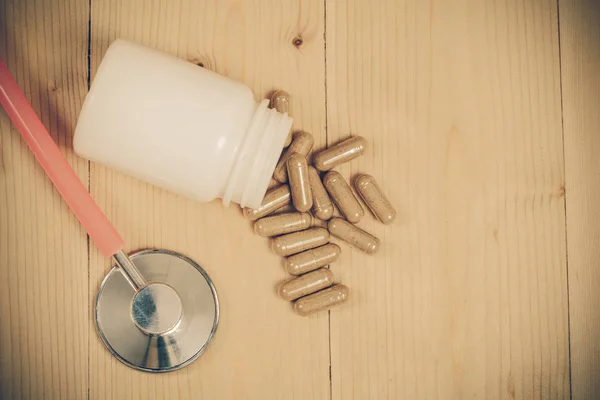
[0, 59, 219, 372]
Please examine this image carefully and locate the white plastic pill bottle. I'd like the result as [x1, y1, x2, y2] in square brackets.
[74, 39, 292, 209]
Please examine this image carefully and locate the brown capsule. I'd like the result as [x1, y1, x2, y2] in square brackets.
[243, 185, 290, 221]
[278, 268, 335, 301]
[308, 166, 334, 220]
[310, 218, 328, 229]
[274, 204, 297, 214]
[254, 212, 312, 237]
[270, 90, 291, 113]
[285, 243, 341, 276]
[271, 227, 330, 256]
[355, 174, 396, 225]
[294, 284, 349, 316]
[322, 171, 364, 223]
[313, 136, 368, 171]
[273, 131, 314, 183]
[287, 153, 313, 212]
[270, 90, 293, 147]
[328, 217, 380, 254]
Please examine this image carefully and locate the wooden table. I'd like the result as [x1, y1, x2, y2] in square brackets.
[1, 0, 598, 398]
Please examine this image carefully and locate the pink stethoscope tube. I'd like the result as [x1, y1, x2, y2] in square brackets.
[0, 59, 124, 258]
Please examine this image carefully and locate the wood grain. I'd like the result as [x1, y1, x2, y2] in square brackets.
[4, 0, 599, 398]
[88, 0, 328, 398]
[325, 0, 570, 398]
[0, 0, 90, 399]
[559, 1, 600, 398]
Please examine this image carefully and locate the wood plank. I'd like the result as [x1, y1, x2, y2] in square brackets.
[559, 0, 600, 398]
[88, 0, 328, 398]
[0, 0, 90, 399]
[325, 0, 569, 398]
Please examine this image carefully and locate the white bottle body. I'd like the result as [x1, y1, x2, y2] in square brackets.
[74, 40, 291, 208]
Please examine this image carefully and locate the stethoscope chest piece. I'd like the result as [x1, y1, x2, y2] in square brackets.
[95, 249, 219, 373]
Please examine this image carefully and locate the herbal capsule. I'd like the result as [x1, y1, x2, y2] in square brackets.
[273, 131, 314, 183]
[254, 212, 312, 237]
[285, 243, 341, 276]
[270, 90, 293, 147]
[311, 218, 328, 229]
[287, 153, 313, 212]
[243, 185, 290, 221]
[294, 285, 349, 316]
[308, 166, 334, 220]
[322, 171, 364, 223]
[328, 217, 380, 254]
[355, 174, 396, 225]
[271, 227, 330, 256]
[278, 268, 334, 301]
[313, 136, 367, 171]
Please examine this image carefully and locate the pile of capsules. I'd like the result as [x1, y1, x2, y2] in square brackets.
[242, 91, 396, 317]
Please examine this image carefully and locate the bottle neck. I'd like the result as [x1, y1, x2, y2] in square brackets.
[222, 99, 293, 208]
